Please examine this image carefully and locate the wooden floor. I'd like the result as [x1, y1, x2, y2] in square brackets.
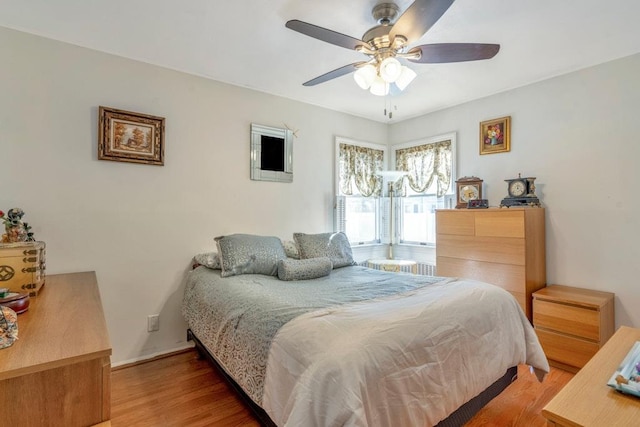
[111, 350, 573, 427]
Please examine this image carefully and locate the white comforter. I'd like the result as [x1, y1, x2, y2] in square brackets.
[263, 278, 548, 427]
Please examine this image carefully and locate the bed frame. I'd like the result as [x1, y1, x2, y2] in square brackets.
[187, 328, 517, 427]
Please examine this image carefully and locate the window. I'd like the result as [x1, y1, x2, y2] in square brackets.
[337, 196, 380, 244]
[335, 137, 387, 245]
[393, 133, 456, 246]
[400, 191, 454, 245]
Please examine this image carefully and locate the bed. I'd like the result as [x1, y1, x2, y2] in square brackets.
[182, 233, 549, 427]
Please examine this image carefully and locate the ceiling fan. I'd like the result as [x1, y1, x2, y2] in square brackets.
[285, 0, 500, 96]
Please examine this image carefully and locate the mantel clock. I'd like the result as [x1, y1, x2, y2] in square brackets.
[500, 174, 541, 207]
[455, 176, 483, 209]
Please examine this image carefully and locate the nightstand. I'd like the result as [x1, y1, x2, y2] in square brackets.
[367, 259, 417, 274]
[542, 326, 640, 426]
[532, 285, 615, 373]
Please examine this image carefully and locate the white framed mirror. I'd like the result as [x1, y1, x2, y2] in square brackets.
[250, 123, 293, 183]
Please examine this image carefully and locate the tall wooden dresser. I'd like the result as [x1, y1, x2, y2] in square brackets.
[436, 207, 546, 320]
[0, 271, 111, 426]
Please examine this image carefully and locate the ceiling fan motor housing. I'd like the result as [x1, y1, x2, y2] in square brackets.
[363, 3, 409, 60]
[372, 3, 399, 24]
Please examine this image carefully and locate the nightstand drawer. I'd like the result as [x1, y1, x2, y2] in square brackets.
[534, 299, 600, 341]
[536, 328, 600, 369]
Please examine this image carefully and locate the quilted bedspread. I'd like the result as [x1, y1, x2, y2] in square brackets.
[182, 266, 548, 426]
[182, 266, 445, 405]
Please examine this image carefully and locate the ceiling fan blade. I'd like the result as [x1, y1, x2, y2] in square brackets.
[407, 43, 500, 63]
[389, 0, 455, 44]
[286, 20, 365, 51]
[303, 62, 368, 86]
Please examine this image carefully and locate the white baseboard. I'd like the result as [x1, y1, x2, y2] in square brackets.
[112, 342, 195, 369]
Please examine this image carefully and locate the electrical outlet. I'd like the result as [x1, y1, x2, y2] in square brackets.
[147, 314, 160, 332]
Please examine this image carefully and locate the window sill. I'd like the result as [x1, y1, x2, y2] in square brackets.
[398, 242, 436, 249]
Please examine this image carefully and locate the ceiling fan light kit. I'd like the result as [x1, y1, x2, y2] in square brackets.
[380, 57, 402, 82]
[286, 0, 500, 97]
[395, 66, 417, 91]
[354, 64, 377, 89]
[370, 76, 390, 96]
[353, 58, 417, 95]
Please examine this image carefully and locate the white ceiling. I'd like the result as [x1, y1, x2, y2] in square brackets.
[2, 0, 640, 123]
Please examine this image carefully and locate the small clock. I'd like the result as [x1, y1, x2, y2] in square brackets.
[501, 174, 541, 207]
[455, 176, 483, 209]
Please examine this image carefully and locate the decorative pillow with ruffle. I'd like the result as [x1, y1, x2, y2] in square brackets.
[293, 232, 356, 269]
[193, 252, 221, 269]
[215, 234, 286, 278]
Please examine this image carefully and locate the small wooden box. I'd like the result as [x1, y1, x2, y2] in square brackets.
[0, 241, 46, 296]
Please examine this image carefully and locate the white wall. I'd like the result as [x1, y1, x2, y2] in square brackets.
[3, 25, 639, 363]
[390, 53, 640, 329]
[0, 27, 388, 364]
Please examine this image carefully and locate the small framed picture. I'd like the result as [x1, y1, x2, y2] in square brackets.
[98, 106, 165, 165]
[480, 116, 510, 155]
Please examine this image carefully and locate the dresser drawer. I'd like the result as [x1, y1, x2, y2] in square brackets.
[509, 291, 527, 315]
[436, 210, 475, 236]
[436, 235, 525, 266]
[536, 328, 600, 369]
[474, 210, 525, 238]
[435, 257, 525, 294]
[534, 299, 600, 341]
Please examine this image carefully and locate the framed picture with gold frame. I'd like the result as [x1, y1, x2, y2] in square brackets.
[98, 106, 165, 166]
[480, 116, 510, 155]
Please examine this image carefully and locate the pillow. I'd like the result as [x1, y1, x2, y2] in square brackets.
[282, 239, 300, 259]
[193, 252, 221, 269]
[277, 257, 332, 281]
[293, 232, 356, 269]
[215, 234, 286, 278]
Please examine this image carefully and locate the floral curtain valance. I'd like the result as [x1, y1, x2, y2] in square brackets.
[339, 143, 384, 197]
[395, 140, 452, 197]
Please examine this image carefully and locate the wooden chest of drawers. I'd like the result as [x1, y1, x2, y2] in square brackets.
[0, 241, 46, 296]
[435, 207, 546, 320]
[533, 285, 615, 372]
[0, 271, 111, 426]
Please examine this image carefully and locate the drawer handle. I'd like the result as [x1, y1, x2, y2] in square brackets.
[21, 283, 37, 290]
[22, 249, 38, 256]
[22, 267, 37, 273]
[23, 257, 37, 263]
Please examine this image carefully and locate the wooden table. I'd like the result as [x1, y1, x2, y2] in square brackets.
[0, 271, 112, 426]
[542, 326, 640, 426]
